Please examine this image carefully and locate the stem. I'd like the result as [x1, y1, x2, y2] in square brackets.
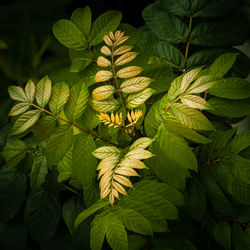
[163, 96, 182, 113]
[184, 15, 193, 70]
[88, 46, 97, 62]
[63, 184, 79, 194]
[30, 103, 118, 146]
[111, 47, 128, 112]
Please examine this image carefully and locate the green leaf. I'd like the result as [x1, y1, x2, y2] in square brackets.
[9, 102, 30, 116]
[190, 20, 247, 47]
[209, 77, 250, 99]
[92, 146, 121, 159]
[204, 53, 238, 77]
[229, 130, 250, 154]
[147, 125, 197, 190]
[46, 125, 73, 166]
[208, 97, 250, 118]
[8, 85, 28, 102]
[181, 95, 209, 110]
[58, 146, 73, 182]
[25, 79, 36, 102]
[0, 168, 27, 221]
[30, 156, 48, 191]
[71, 6, 92, 37]
[169, 103, 214, 131]
[105, 214, 128, 250]
[114, 208, 153, 236]
[12, 110, 41, 135]
[74, 200, 109, 229]
[163, 117, 211, 144]
[25, 189, 61, 242]
[89, 11, 122, 46]
[213, 221, 231, 249]
[127, 88, 154, 109]
[69, 49, 93, 73]
[53, 19, 87, 49]
[49, 82, 69, 114]
[72, 133, 97, 206]
[90, 213, 106, 250]
[32, 116, 56, 141]
[92, 98, 119, 113]
[1, 140, 27, 168]
[64, 82, 89, 122]
[128, 235, 147, 250]
[35, 75, 52, 107]
[159, 0, 191, 16]
[232, 223, 249, 250]
[143, 2, 188, 44]
[148, 41, 185, 69]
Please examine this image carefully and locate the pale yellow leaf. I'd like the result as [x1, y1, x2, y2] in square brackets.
[115, 166, 139, 176]
[100, 186, 110, 199]
[127, 88, 154, 109]
[95, 70, 113, 82]
[97, 155, 119, 170]
[109, 32, 115, 40]
[181, 95, 209, 110]
[104, 35, 113, 46]
[120, 77, 151, 93]
[129, 137, 154, 151]
[116, 66, 143, 78]
[109, 192, 115, 205]
[119, 159, 147, 169]
[113, 181, 127, 195]
[112, 188, 119, 198]
[101, 45, 111, 55]
[97, 56, 111, 67]
[99, 169, 112, 187]
[92, 85, 115, 101]
[114, 36, 129, 46]
[114, 52, 138, 66]
[113, 174, 133, 188]
[125, 149, 154, 160]
[113, 45, 133, 56]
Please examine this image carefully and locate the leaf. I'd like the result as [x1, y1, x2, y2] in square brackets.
[208, 97, 250, 118]
[64, 82, 89, 122]
[127, 88, 154, 109]
[120, 77, 151, 93]
[129, 137, 154, 151]
[105, 214, 128, 250]
[180, 67, 203, 93]
[92, 146, 121, 159]
[92, 98, 119, 112]
[115, 52, 138, 66]
[74, 200, 109, 229]
[12, 110, 41, 135]
[95, 70, 113, 82]
[90, 214, 106, 250]
[89, 11, 122, 46]
[181, 95, 209, 110]
[190, 20, 247, 47]
[8, 85, 28, 102]
[1, 140, 27, 168]
[205, 53, 238, 77]
[114, 208, 152, 236]
[35, 75, 52, 107]
[169, 103, 214, 130]
[9, 102, 30, 116]
[148, 40, 185, 69]
[147, 125, 197, 190]
[125, 148, 154, 160]
[159, 0, 191, 16]
[46, 125, 73, 166]
[114, 45, 133, 56]
[30, 156, 48, 191]
[0, 168, 27, 221]
[232, 223, 249, 250]
[25, 79, 36, 102]
[53, 19, 87, 49]
[58, 146, 72, 182]
[208, 77, 250, 99]
[213, 221, 231, 249]
[116, 66, 143, 78]
[96, 56, 111, 67]
[229, 130, 250, 154]
[92, 85, 115, 101]
[143, 2, 188, 44]
[185, 75, 217, 94]
[72, 133, 97, 206]
[49, 82, 69, 114]
[71, 6, 92, 37]
[163, 117, 211, 144]
[25, 189, 61, 242]
[69, 49, 93, 73]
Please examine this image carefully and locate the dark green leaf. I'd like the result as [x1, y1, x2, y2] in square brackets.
[213, 220, 231, 249]
[58, 146, 73, 182]
[89, 11, 122, 46]
[25, 189, 61, 242]
[159, 0, 191, 16]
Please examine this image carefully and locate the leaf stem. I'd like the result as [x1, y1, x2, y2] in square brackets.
[30, 103, 119, 146]
[184, 15, 193, 70]
[62, 184, 79, 194]
[111, 47, 128, 112]
[163, 96, 182, 113]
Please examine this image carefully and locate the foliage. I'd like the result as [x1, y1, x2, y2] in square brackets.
[1, 1, 250, 250]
